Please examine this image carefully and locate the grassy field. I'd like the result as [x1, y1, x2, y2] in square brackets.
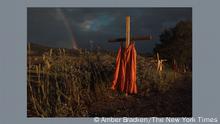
[27, 44, 192, 117]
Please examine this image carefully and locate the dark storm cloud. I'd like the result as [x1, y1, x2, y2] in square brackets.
[28, 8, 192, 53]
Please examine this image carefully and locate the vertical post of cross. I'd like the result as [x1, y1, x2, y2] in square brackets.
[124, 16, 131, 96]
[126, 16, 130, 48]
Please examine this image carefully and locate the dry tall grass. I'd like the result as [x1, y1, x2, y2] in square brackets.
[27, 45, 190, 117]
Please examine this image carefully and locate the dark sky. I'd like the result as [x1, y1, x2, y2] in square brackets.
[28, 8, 192, 53]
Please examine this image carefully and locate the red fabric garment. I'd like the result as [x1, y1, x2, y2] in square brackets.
[130, 43, 137, 94]
[111, 42, 137, 94]
[111, 46, 122, 90]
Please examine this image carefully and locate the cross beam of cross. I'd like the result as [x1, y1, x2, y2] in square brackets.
[108, 35, 152, 43]
[108, 16, 153, 48]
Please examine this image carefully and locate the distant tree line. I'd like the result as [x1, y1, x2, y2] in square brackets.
[154, 20, 192, 71]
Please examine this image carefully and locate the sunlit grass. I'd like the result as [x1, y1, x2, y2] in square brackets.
[27, 47, 191, 117]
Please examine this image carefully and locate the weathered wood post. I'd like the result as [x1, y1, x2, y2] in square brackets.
[173, 58, 177, 80]
[125, 16, 131, 48]
[124, 16, 130, 95]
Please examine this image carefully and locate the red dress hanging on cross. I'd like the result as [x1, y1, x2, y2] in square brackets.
[109, 16, 152, 95]
[111, 42, 137, 94]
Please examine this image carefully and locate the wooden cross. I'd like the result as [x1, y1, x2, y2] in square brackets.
[109, 16, 152, 92]
[149, 52, 167, 79]
[109, 16, 153, 95]
[156, 52, 167, 73]
[108, 16, 152, 48]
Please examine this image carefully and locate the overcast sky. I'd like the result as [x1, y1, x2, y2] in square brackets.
[28, 8, 192, 53]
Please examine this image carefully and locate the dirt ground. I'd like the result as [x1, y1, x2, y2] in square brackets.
[88, 76, 192, 117]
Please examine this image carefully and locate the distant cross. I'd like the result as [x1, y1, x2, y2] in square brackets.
[156, 52, 167, 75]
[150, 52, 167, 78]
